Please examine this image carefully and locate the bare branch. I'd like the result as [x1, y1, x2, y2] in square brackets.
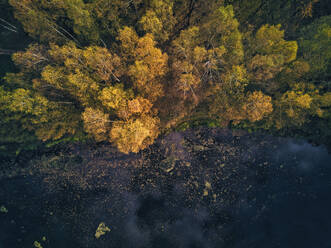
[0, 17, 17, 30]
[0, 48, 16, 55]
[0, 23, 18, 33]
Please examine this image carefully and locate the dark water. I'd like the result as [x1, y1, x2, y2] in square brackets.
[0, 129, 330, 248]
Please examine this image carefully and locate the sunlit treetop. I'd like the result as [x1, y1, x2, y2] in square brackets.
[3, 0, 329, 154]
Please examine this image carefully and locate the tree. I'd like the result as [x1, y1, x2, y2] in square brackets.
[171, 27, 204, 98]
[170, 6, 245, 100]
[139, 0, 176, 43]
[117, 26, 139, 61]
[299, 15, 331, 80]
[200, 5, 244, 66]
[246, 24, 298, 92]
[9, 0, 98, 44]
[227, 0, 321, 37]
[271, 83, 322, 129]
[99, 84, 133, 112]
[125, 32, 168, 102]
[87, 0, 142, 42]
[82, 107, 109, 142]
[12, 44, 49, 75]
[0, 86, 39, 157]
[4, 0, 331, 154]
[0, 85, 81, 142]
[110, 114, 160, 154]
[37, 42, 123, 107]
[243, 91, 273, 122]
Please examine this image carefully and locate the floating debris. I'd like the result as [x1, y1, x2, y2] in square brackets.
[33, 241, 43, 248]
[160, 157, 177, 172]
[95, 222, 110, 239]
[0, 205, 8, 213]
[205, 181, 212, 189]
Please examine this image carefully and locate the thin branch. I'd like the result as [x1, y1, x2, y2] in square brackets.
[56, 101, 74, 105]
[0, 48, 16, 55]
[111, 71, 121, 82]
[100, 39, 107, 48]
[16, 1, 82, 47]
[0, 23, 18, 33]
[55, 24, 81, 47]
[0, 18, 17, 30]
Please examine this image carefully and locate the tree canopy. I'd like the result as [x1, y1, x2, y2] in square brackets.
[1, 0, 330, 156]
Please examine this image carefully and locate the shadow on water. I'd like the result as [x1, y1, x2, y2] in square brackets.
[0, 128, 330, 248]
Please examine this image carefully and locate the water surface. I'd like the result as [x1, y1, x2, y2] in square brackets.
[0, 128, 330, 248]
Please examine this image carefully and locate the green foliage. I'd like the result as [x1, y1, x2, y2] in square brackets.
[228, 0, 322, 36]
[0, 205, 8, 213]
[9, 0, 98, 44]
[299, 15, 331, 79]
[139, 0, 176, 43]
[33, 241, 43, 248]
[246, 24, 298, 91]
[201, 5, 244, 65]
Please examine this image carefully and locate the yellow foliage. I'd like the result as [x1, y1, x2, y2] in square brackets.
[223, 65, 247, 83]
[110, 115, 160, 153]
[172, 26, 201, 58]
[254, 24, 297, 64]
[82, 108, 110, 141]
[319, 92, 331, 107]
[285, 91, 312, 109]
[95, 222, 110, 239]
[244, 91, 273, 122]
[82, 46, 123, 81]
[274, 89, 317, 128]
[33, 241, 43, 248]
[247, 24, 298, 86]
[118, 26, 139, 58]
[10, 0, 98, 42]
[127, 97, 153, 115]
[201, 5, 243, 65]
[67, 71, 99, 106]
[139, 0, 175, 42]
[7, 1, 327, 156]
[128, 34, 168, 101]
[99, 84, 132, 111]
[248, 54, 285, 81]
[193, 47, 208, 62]
[49, 42, 81, 65]
[139, 10, 163, 38]
[34, 104, 81, 141]
[12, 44, 48, 72]
[295, 94, 312, 109]
[50, 43, 122, 82]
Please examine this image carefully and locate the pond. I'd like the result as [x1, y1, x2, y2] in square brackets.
[0, 128, 330, 248]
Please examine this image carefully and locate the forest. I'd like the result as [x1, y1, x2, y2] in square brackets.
[0, 1, 331, 247]
[0, 0, 330, 159]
